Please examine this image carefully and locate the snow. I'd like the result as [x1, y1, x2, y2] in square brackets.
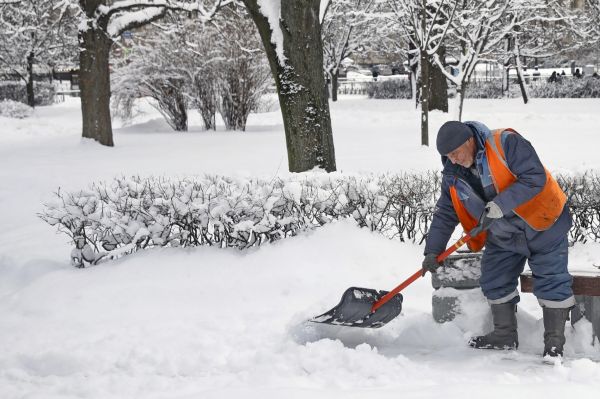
[1, 96, 600, 398]
[257, 0, 286, 66]
[106, 7, 165, 38]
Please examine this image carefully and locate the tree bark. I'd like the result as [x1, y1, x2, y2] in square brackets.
[26, 51, 35, 107]
[455, 82, 467, 121]
[244, 0, 336, 172]
[419, 0, 429, 146]
[428, 47, 448, 113]
[420, 48, 429, 146]
[408, 40, 418, 107]
[331, 70, 338, 102]
[79, 26, 114, 146]
[514, 41, 529, 105]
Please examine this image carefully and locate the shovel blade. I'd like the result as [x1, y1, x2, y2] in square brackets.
[310, 287, 403, 328]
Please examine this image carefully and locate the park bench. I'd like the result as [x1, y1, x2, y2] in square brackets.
[432, 252, 600, 341]
[520, 272, 600, 340]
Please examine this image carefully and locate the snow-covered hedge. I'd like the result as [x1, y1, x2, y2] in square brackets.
[0, 99, 33, 119]
[0, 81, 56, 105]
[40, 172, 600, 267]
[40, 174, 439, 267]
[464, 81, 519, 99]
[559, 172, 600, 244]
[462, 77, 600, 99]
[366, 79, 412, 99]
[528, 77, 600, 98]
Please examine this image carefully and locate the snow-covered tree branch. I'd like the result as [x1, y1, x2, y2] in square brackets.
[387, 0, 457, 145]
[72, 0, 234, 147]
[321, 0, 377, 101]
[0, 0, 78, 106]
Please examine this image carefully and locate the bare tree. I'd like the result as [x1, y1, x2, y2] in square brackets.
[388, 0, 457, 146]
[432, 0, 558, 120]
[321, 0, 376, 101]
[112, 6, 269, 132]
[72, 0, 232, 146]
[243, 0, 336, 173]
[0, 0, 77, 107]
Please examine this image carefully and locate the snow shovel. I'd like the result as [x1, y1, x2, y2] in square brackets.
[310, 219, 491, 328]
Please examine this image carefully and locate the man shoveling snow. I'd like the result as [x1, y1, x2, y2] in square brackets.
[422, 120, 574, 360]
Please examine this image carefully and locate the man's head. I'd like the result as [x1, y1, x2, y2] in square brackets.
[436, 121, 477, 168]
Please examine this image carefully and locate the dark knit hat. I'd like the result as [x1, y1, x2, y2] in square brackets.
[436, 121, 473, 155]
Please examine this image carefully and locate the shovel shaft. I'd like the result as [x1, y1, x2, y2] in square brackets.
[370, 232, 474, 313]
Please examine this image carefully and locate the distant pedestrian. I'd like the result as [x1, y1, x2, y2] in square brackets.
[574, 68, 582, 78]
[548, 71, 557, 83]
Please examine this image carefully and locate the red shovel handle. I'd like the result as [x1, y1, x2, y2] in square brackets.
[370, 232, 475, 313]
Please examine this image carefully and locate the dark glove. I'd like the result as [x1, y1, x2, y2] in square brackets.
[421, 253, 441, 276]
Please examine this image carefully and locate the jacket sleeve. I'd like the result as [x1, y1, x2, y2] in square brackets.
[424, 177, 459, 255]
[492, 133, 547, 215]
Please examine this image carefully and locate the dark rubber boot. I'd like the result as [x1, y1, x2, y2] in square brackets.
[468, 302, 518, 350]
[542, 307, 570, 358]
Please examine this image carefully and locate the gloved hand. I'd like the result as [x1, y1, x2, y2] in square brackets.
[484, 201, 503, 219]
[471, 201, 502, 236]
[421, 253, 441, 276]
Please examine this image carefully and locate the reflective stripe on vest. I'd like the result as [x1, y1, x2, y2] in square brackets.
[486, 128, 566, 231]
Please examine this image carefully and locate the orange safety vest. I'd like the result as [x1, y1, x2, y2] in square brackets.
[449, 128, 567, 252]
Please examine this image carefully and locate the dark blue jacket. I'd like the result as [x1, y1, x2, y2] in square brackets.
[424, 121, 571, 257]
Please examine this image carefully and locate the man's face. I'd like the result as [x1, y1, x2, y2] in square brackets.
[446, 137, 476, 168]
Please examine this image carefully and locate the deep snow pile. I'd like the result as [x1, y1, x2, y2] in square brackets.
[1, 97, 600, 398]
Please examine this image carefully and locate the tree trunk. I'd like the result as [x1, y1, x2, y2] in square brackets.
[502, 64, 510, 94]
[408, 40, 418, 107]
[244, 0, 336, 172]
[419, 1, 429, 146]
[420, 48, 429, 146]
[79, 23, 114, 146]
[26, 51, 35, 107]
[428, 47, 448, 113]
[455, 82, 466, 121]
[331, 70, 338, 102]
[514, 40, 529, 105]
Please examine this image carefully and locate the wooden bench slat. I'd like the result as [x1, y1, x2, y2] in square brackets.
[520, 274, 600, 296]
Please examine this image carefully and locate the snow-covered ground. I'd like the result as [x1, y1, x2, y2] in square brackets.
[1, 96, 600, 398]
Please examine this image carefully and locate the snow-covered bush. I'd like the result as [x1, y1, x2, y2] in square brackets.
[0, 81, 56, 105]
[366, 79, 412, 99]
[529, 77, 600, 98]
[0, 99, 33, 118]
[464, 81, 519, 99]
[111, 7, 270, 132]
[40, 173, 440, 267]
[40, 171, 600, 268]
[456, 78, 600, 99]
[215, 8, 271, 131]
[111, 31, 190, 132]
[558, 172, 600, 244]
